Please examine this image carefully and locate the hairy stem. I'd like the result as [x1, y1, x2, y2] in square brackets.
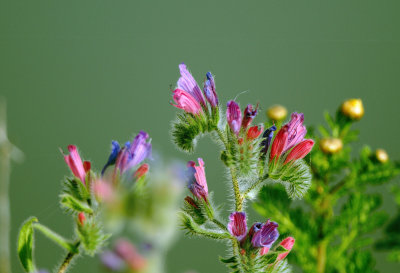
[212, 218, 227, 231]
[57, 251, 77, 273]
[230, 167, 243, 211]
[243, 174, 269, 198]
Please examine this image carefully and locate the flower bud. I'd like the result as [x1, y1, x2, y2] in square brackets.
[227, 212, 248, 242]
[277, 237, 295, 261]
[226, 101, 242, 136]
[319, 138, 343, 154]
[241, 104, 258, 129]
[375, 149, 389, 163]
[341, 99, 364, 120]
[267, 105, 287, 122]
[246, 125, 263, 140]
[134, 163, 149, 179]
[78, 212, 86, 226]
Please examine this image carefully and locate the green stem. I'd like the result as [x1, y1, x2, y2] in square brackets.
[230, 167, 243, 211]
[212, 218, 227, 231]
[34, 223, 79, 253]
[216, 127, 228, 150]
[243, 175, 268, 198]
[57, 251, 78, 273]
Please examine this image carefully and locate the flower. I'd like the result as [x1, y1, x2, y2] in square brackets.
[250, 220, 279, 248]
[171, 89, 203, 115]
[61, 145, 90, 184]
[78, 212, 86, 226]
[284, 139, 315, 164]
[93, 180, 114, 202]
[177, 63, 206, 107]
[246, 125, 263, 140]
[267, 105, 287, 122]
[226, 101, 242, 136]
[341, 98, 364, 120]
[375, 149, 389, 163]
[319, 138, 343, 154]
[114, 131, 152, 174]
[134, 163, 149, 179]
[101, 251, 125, 271]
[101, 141, 121, 175]
[241, 104, 258, 129]
[203, 72, 218, 108]
[269, 113, 313, 164]
[114, 239, 147, 271]
[187, 158, 208, 202]
[277, 237, 295, 261]
[261, 125, 277, 155]
[227, 212, 248, 241]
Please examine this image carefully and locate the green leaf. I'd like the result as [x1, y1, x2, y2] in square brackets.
[18, 217, 38, 273]
[63, 178, 90, 202]
[60, 194, 93, 214]
[179, 212, 231, 240]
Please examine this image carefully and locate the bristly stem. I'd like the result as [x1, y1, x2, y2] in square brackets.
[243, 174, 269, 198]
[57, 251, 77, 273]
[212, 218, 228, 231]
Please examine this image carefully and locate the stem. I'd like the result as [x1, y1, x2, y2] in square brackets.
[57, 251, 77, 273]
[317, 240, 327, 273]
[230, 167, 243, 211]
[0, 100, 11, 273]
[243, 175, 268, 198]
[216, 127, 228, 150]
[212, 218, 227, 231]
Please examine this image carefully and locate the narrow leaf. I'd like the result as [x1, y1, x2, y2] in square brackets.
[17, 217, 38, 273]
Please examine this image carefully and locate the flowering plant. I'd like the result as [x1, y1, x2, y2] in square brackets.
[171, 63, 314, 272]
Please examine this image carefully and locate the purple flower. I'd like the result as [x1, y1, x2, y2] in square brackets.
[102, 141, 121, 175]
[177, 63, 206, 107]
[250, 220, 279, 248]
[226, 101, 242, 136]
[114, 131, 152, 173]
[241, 104, 258, 129]
[203, 72, 218, 108]
[260, 125, 277, 155]
[285, 112, 307, 151]
[101, 251, 125, 271]
[228, 212, 248, 241]
[171, 89, 204, 115]
[187, 158, 208, 202]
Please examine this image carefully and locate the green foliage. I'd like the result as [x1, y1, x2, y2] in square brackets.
[63, 178, 91, 202]
[17, 217, 37, 273]
[179, 212, 230, 240]
[60, 194, 93, 214]
[76, 217, 109, 256]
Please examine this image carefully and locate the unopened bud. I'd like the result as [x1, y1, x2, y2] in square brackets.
[320, 138, 343, 154]
[341, 99, 364, 120]
[375, 149, 389, 163]
[134, 163, 149, 179]
[267, 105, 287, 122]
[78, 212, 86, 225]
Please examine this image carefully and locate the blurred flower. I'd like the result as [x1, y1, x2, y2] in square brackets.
[277, 237, 295, 261]
[250, 220, 279, 249]
[246, 125, 263, 140]
[319, 138, 343, 154]
[227, 212, 248, 241]
[177, 63, 206, 107]
[341, 98, 364, 120]
[226, 101, 242, 136]
[102, 141, 121, 175]
[114, 239, 147, 271]
[61, 145, 90, 184]
[267, 105, 287, 122]
[93, 179, 114, 202]
[241, 104, 258, 129]
[78, 212, 86, 226]
[203, 72, 218, 108]
[171, 89, 203, 115]
[187, 158, 208, 202]
[101, 251, 125, 271]
[375, 149, 389, 163]
[134, 163, 149, 179]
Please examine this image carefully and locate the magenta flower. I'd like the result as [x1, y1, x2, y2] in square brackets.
[111, 131, 152, 174]
[172, 89, 203, 115]
[277, 237, 295, 261]
[203, 72, 218, 108]
[61, 145, 90, 184]
[177, 63, 206, 107]
[250, 220, 279, 248]
[187, 158, 208, 202]
[241, 104, 258, 129]
[226, 101, 242, 136]
[228, 212, 248, 241]
[269, 112, 313, 164]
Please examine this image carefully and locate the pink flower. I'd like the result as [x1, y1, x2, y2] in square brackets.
[277, 237, 295, 261]
[241, 104, 258, 129]
[114, 239, 147, 271]
[227, 212, 248, 242]
[61, 145, 90, 184]
[93, 180, 114, 202]
[246, 125, 264, 140]
[172, 89, 203, 115]
[177, 63, 206, 107]
[187, 158, 208, 202]
[269, 126, 288, 162]
[226, 101, 242, 136]
[284, 139, 315, 164]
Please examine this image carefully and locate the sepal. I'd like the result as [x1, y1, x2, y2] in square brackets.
[76, 217, 110, 256]
[60, 194, 93, 214]
[18, 217, 38, 273]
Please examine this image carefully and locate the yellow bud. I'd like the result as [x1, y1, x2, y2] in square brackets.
[267, 105, 288, 122]
[375, 149, 389, 163]
[319, 138, 343, 154]
[341, 99, 364, 120]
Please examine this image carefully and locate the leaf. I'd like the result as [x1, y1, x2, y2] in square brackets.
[18, 217, 38, 273]
[179, 212, 231, 240]
[60, 194, 93, 214]
[63, 178, 90, 202]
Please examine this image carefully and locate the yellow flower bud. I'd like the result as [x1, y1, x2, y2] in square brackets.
[375, 149, 389, 163]
[319, 138, 343, 154]
[341, 99, 364, 120]
[267, 105, 287, 122]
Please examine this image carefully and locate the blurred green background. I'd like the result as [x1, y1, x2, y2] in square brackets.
[1, 0, 400, 272]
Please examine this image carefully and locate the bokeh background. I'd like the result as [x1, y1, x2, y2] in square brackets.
[1, 0, 400, 272]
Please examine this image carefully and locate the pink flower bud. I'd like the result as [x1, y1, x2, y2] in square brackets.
[284, 139, 314, 164]
[227, 212, 248, 242]
[277, 237, 295, 261]
[78, 212, 86, 226]
[246, 125, 263, 140]
[134, 163, 149, 179]
[226, 101, 242, 136]
[269, 126, 288, 162]
[172, 89, 203, 115]
[61, 145, 88, 185]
